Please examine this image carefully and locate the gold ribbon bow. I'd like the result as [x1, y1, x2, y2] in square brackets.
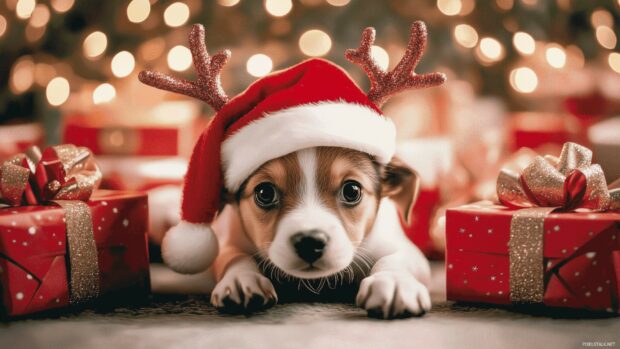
[495, 142, 620, 304]
[0, 145, 102, 304]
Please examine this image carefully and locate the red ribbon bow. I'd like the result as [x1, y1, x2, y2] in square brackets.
[497, 142, 620, 212]
[0, 144, 101, 207]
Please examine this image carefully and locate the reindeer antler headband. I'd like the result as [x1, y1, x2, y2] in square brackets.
[139, 22, 445, 110]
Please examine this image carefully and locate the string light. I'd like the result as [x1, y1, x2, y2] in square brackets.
[437, 0, 461, 16]
[265, 0, 293, 17]
[25, 24, 45, 42]
[46, 77, 70, 106]
[167, 45, 192, 71]
[371, 45, 389, 71]
[164, 2, 190, 27]
[299, 29, 332, 57]
[460, 0, 475, 15]
[509, 67, 538, 93]
[453, 24, 478, 48]
[83, 31, 108, 59]
[16, 0, 36, 19]
[477, 37, 504, 63]
[218, 0, 240, 6]
[591, 8, 613, 29]
[596, 26, 617, 49]
[93, 83, 116, 104]
[326, 0, 351, 6]
[545, 44, 566, 69]
[608, 52, 620, 73]
[111, 51, 135, 78]
[246, 54, 273, 77]
[512, 32, 535, 55]
[50, 0, 75, 13]
[127, 0, 151, 24]
[0, 15, 7, 38]
[10, 56, 35, 94]
[29, 4, 50, 28]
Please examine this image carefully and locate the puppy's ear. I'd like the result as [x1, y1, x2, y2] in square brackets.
[380, 157, 420, 225]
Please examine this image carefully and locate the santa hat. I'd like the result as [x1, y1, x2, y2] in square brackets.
[139, 23, 445, 274]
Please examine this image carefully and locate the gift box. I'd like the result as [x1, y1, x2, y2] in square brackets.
[97, 156, 187, 191]
[62, 101, 204, 157]
[509, 112, 582, 151]
[446, 143, 620, 313]
[0, 145, 150, 317]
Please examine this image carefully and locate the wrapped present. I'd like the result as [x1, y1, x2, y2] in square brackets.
[588, 116, 620, 183]
[97, 156, 187, 191]
[0, 145, 149, 317]
[509, 112, 582, 152]
[0, 123, 44, 161]
[446, 142, 620, 313]
[62, 101, 204, 157]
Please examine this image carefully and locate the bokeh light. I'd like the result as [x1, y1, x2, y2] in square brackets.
[608, 52, 620, 73]
[167, 45, 193, 71]
[50, 0, 75, 13]
[10, 56, 35, 94]
[46, 77, 70, 106]
[83, 31, 108, 59]
[218, 0, 241, 6]
[29, 4, 50, 28]
[545, 44, 566, 69]
[509, 67, 538, 93]
[371, 45, 389, 71]
[326, 0, 351, 6]
[596, 26, 617, 50]
[127, 0, 151, 24]
[111, 51, 136, 78]
[34, 63, 56, 86]
[299, 29, 332, 57]
[453, 24, 478, 48]
[512, 32, 535, 55]
[164, 2, 190, 27]
[16, 0, 36, 19]
[93, 83, 116, 104]
[495, 0, 513, 11]
[0, 15, 7, 38]
[246, 54, 274, 77]
[591, 8, 613, 29]
[265, 0, 293, 17]
[437, 0, 462, 16]
[477, 37, 504, 63]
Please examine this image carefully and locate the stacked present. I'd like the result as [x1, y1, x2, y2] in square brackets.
[0, 145, 150, 317]
[446, 143, 620, 313]
[62, 101, 203, 246]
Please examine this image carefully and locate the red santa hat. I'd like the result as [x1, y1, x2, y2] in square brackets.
[139, 23, 445, 274]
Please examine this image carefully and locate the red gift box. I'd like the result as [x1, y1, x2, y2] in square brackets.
[0, 190, 150, 317]
[62, 102, 205, 157]
[97, 156, 187, 191]
[509, 112, 582, 151]
[0, 123, 44, 162]
[446, 202, 619, 313]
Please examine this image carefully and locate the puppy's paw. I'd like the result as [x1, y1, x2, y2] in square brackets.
[211, 271, 277, 314]
[356, 271, 431, 319]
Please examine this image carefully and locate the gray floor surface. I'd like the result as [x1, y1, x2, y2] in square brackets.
[1, 262, 618, 349]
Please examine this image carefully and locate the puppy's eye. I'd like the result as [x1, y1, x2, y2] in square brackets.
[254, 182, 279, 209]
[339, 180, 362, 206]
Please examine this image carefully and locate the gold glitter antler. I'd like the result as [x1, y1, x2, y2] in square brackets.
[139, 24, 230, 111]
[345, 21, 446, 107]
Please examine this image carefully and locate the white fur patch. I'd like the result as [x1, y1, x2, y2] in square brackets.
[162, 221, 219, 274]
[221, 101, 395, 191]
[268, 149, 354, 279]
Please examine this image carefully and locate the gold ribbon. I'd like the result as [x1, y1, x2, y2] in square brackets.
[0, 145, 102, 304]
[496, 142, 620, 304]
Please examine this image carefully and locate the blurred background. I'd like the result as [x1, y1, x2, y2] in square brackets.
[1, 0, 619, 257]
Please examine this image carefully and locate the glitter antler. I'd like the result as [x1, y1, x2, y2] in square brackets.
[345, 21, 446, 107]
[139, 24, 230, 111]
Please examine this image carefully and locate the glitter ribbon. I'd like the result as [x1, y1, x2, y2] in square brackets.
[0, 145, 102, 303]
[496, 142, 620, 304]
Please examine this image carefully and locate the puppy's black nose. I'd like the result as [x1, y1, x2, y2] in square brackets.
[290, 230, 329, 264]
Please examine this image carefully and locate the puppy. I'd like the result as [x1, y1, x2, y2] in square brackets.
[209, 146, 431, 319]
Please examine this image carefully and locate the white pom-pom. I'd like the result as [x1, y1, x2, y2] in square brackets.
[161, 221, 219, 274]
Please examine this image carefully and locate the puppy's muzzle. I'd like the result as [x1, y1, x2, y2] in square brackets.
[290, 230, 329, 264]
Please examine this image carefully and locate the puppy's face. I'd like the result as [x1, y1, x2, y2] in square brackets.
[234, 147, 416, 279]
